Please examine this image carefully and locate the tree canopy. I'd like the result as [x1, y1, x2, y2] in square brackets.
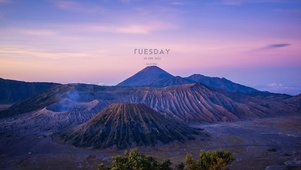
[98, 148, 234, 170]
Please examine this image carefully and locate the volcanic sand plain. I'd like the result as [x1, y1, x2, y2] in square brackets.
[0, 113, 301, 170]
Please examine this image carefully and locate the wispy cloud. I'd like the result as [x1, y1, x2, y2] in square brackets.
[113, 24, 159, 34]
[220, 0, 287, 5]
[0, 0, 12, 3]
[254, 82, 301, 95]
[13, 28, 58, 36]
[267, 82, 283, 87]
[120, 0, 136, 4]
[265, 43, 291, 49]
[84, 22, 175, 34]
[0, 47, 89, 60]
[171, 1, 184, 5]
[2, 21, 174, 39]
[52, 0, 104, 13]
[221, 0, 247, 5]
[246, 43, 292, 53]
[0, 0, 12, 20]
[265, 82, 301, 95]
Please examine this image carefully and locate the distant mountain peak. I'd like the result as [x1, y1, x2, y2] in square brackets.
[143, 65, 161, 70]
[138, 66, 172, 75]
[117, 67, 259, 93]
[117, 66, 173, 87]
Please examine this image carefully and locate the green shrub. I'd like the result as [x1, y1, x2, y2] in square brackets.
[111, 148, 172, 170]
[97, 149, 234, 170]
[175, 162, 185, 170]
[185, 149, 234, 170]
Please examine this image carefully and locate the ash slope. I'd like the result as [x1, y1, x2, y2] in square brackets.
[120, 83, 297, 122]
[57, 103, 201, 149]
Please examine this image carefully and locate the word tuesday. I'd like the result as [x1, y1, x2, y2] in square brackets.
[134, 49, 170, 55]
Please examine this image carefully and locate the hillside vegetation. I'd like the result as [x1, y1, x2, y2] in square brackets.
[98, 149, 234, 170]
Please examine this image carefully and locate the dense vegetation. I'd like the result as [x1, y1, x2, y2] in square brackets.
[185, 150, 234, 170]
[97, 149, 234, 170]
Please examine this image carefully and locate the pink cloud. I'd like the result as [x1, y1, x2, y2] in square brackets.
[15, 29, 58, 36]
[85, 21, 175, 34]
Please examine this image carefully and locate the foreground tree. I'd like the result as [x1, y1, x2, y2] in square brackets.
[109, 149, 172, 170]
[97, 149, 234, 170]
[185, 149, 234, 170]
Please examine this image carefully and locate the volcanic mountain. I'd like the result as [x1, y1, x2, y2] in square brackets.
[117, 66, 259, 94]
[1, 66, 299, 128]
[57, 103, 202, 149]
[117, 66, 173, 86]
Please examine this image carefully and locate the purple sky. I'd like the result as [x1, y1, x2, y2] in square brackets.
[0, 0, 300, 95]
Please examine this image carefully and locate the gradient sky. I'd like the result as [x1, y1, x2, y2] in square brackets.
[0, 0, 300, 95]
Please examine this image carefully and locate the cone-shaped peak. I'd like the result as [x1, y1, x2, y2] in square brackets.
[58, 102, 201, 149]
[117, 66, 174, 86]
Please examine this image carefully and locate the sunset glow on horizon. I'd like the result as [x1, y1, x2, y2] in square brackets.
[0, 0, 300, 94]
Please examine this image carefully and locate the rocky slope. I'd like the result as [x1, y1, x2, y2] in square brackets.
[119, 83, 297, 122]
[150, 76, 195, 87]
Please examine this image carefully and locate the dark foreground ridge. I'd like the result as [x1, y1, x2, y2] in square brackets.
[57, 103, 204, 149]
[0, 78, 59, 104]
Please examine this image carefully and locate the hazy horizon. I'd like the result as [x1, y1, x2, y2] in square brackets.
[0, 0, 300, 95]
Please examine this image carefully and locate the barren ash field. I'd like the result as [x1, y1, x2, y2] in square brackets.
[1, 115, 301, 170]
